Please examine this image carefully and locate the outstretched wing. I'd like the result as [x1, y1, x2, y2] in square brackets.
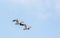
[23, 25, 31, 30]
[13, 19, 20, 25]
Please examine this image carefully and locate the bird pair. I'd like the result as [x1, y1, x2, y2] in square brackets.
[13, 19, 31, 30]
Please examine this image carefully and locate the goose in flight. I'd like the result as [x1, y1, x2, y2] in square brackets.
[13, 19, 31, 30]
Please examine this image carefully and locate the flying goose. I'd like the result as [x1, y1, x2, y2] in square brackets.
[13, 19, 31, 30]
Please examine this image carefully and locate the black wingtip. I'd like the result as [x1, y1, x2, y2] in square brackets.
[12, 20, 16, 22]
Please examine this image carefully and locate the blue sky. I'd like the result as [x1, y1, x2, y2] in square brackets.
[0, 0, 60, 38]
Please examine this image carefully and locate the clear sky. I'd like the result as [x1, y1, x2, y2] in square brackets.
[0, 0, 60, 38]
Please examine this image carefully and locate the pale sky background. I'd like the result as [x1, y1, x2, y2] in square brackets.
[0, 0, 60, 38]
